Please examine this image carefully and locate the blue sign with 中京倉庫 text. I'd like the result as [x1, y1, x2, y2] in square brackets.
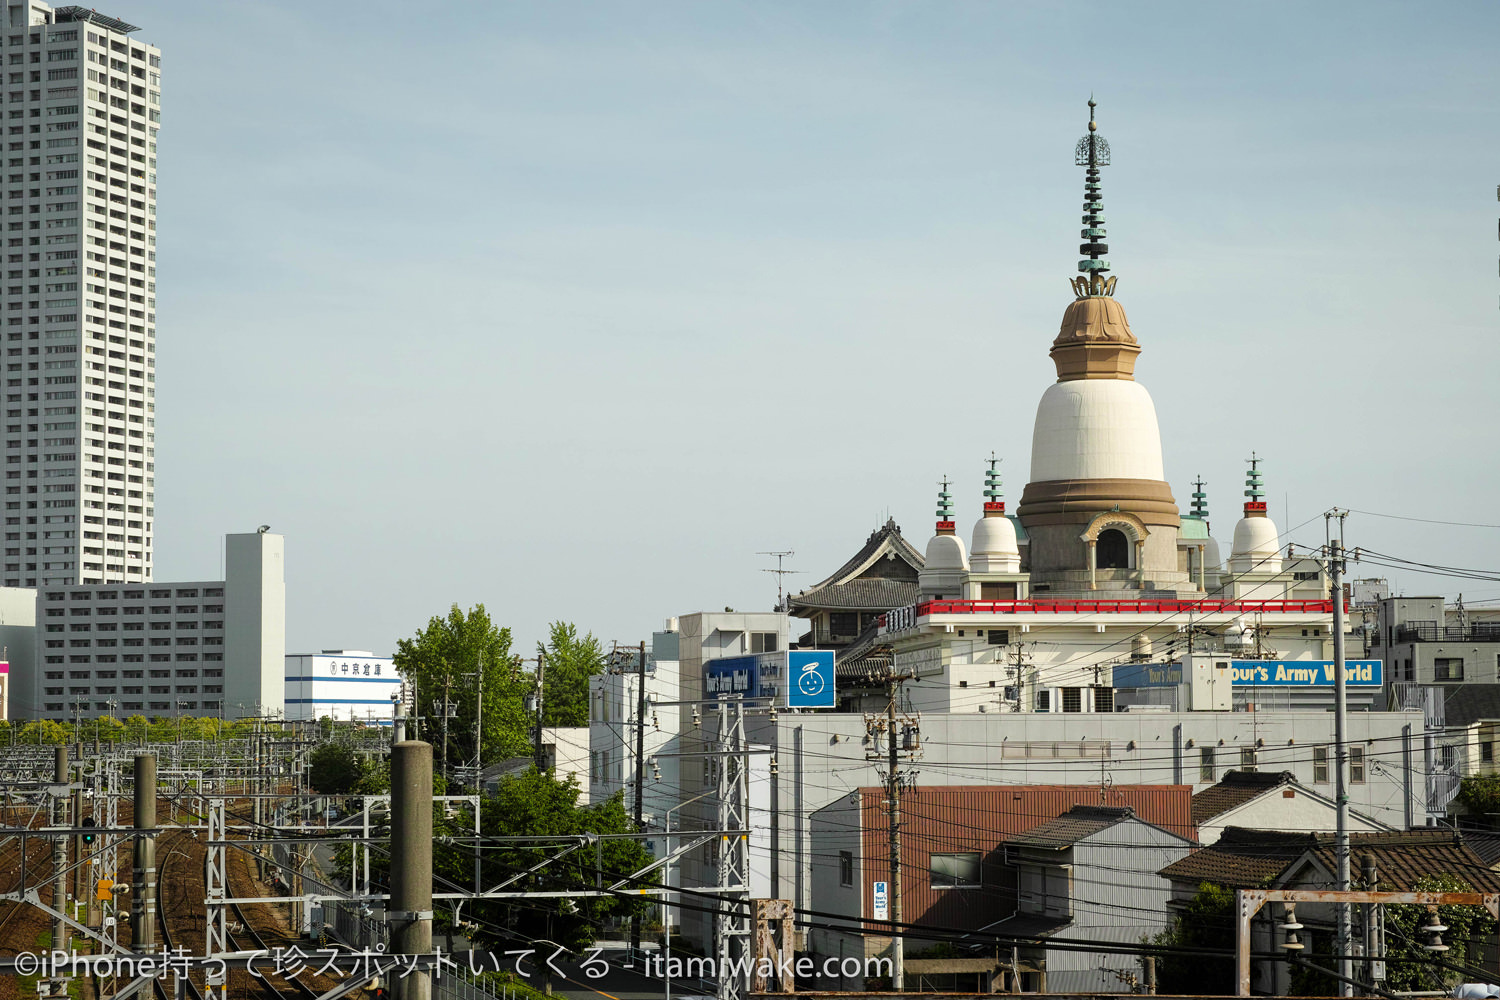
[786, 650, 835, 708]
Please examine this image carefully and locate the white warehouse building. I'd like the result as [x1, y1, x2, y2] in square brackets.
[284, 649, 398, 724]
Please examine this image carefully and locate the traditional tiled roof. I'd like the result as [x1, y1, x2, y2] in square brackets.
[1158, 827, 1315, 888]
[1459, 830, 1500, 867]
[1160, 827, 1500, 891]
[1009, 805, 1136, 849]
[789, 518, 924, 613]
[1304, 830, 1500, 892]
[795, 578, 919, 611]
[1443, 684, 1500, 727]
[1191, 770, 1295, 825]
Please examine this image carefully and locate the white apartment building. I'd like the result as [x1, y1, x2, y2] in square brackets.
[0, 1, 160, 588]
[16, 529, 283, 720]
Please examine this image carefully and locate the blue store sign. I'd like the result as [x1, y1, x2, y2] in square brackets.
[786, 650, 836, 708]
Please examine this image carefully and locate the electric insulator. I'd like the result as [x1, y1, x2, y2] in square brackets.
[769, 756, 779, 776]
[652, 712, 659, 730]
[1424, 910, 1450, 952]
[692, 707, 701, 728]
[1279, 904, 1304, 951]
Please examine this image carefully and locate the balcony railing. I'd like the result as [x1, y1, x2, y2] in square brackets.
[1395, 623, 1500, 643]
[893, 597, 1335, 620]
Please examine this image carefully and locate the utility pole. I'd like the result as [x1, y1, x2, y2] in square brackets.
[391, 738, 434, 1000]
[867, 674, 920, 991]
[630, 638, 647, 961]
[441, 674, 452, 784]
[473, 652, 484, 784]
[533, 650, 547, 771]
[51, 746, 68, 956]
[132, 754, 156, 952]
[1329, 509, 1352, 997]
[1363, 853, 1384, 987]
[888, 679, 903, 991]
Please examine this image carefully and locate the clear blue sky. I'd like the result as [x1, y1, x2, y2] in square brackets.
[133, 0, 1500, 653]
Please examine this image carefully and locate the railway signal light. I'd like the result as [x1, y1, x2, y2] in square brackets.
[80, 817, 96, 845]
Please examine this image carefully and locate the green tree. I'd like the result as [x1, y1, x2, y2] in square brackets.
[1455, 774, 1500, 828]
[1146, 882, 1235, 995]
[456, 769, 649, 953]
[541, 621, 605, 728]
[308, 742, 366, 795]
[394, 604, 533, 767]
[1382, 874, 1496, 991]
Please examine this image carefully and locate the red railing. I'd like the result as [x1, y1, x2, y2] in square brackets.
[880, 598, 1337, 626]
[921, 598, 1336, 615]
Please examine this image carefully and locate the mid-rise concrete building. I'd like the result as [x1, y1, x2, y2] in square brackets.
[588, 628, 681, 821]
[0, 1, 161, 589]
[15, 528, 282, 719]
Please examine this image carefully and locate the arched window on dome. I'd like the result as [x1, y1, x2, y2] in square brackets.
[1097, 529, 1130, 570]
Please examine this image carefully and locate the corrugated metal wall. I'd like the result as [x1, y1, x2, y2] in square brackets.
[856, 784, 1192, 934]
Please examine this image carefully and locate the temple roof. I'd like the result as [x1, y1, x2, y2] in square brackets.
[789, 518, 925, 614]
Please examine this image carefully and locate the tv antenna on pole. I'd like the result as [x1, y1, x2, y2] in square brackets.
[759, 551, 804, 611]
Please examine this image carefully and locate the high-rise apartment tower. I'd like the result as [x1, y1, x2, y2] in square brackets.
[0, 1, 158, 588]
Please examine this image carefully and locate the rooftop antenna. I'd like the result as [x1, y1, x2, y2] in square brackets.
[1070, 96, 1116, 300]
[759, 551, 803, 611]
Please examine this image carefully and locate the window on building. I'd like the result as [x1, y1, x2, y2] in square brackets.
[1239, 747, 1257, 772]
[1035, 690, 1050, 713]
[1435, 658, 1464, 682]
[1350, 747, 1366, 784]
[987, 629, 1009, 646]
[1061, 687, 1082, 713]
[1483, 741, 1495, 764]
[1313, 746, 1329, 783]
[828, 613, 857, 638]
[930, 852, 981, 889]
[1096, 529, 1129, 569]
[839, 851, 854, 887]
[750, 632, 778, 654]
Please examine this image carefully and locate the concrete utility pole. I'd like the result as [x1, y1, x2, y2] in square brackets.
[1329, 510, 1352, 997]
[533, 650, 547, 771]
[51, 746, 68, 954]
[132, 754, 156, 951]
[630, 639, 647, 961]
[391, 740, 433, 1000]
[1362, 853, 1384, 987]
[887, 679, 903, 991]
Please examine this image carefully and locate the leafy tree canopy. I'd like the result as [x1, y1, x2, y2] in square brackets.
[308, 742, 367, 795]
[451, 768, 650, 953]
[541, 621, 605, 728]
[394, 604, 533, 767]
[1146, 882, 1235, 995]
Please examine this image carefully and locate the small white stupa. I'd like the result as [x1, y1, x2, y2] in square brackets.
[1227, 454, 1283, 575]
[918, 476, 968, 600]
[971, 456, 1020, 574]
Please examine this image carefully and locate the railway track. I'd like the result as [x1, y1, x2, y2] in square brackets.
[226, 884, 320, 1000]
[156, 834, 206, 1000]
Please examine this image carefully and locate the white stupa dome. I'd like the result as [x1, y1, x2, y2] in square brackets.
[1228, 516, 1282, 574]
[923, 533, 969, 571]
[971, 515, 1019, 573]
[1204, 535, 1223, 571]
[1029, 379, 1166, 483]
